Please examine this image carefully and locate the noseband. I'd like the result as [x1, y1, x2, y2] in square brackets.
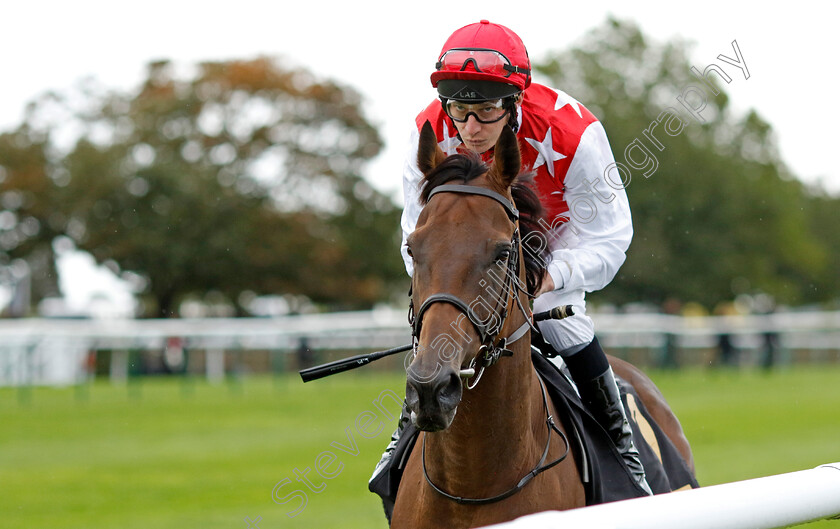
[408, 184, 535, 389]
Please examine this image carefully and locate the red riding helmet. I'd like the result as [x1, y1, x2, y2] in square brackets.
[431, 20, 531, 101]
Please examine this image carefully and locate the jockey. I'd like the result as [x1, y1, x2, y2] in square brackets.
[371, 19, 651, 505]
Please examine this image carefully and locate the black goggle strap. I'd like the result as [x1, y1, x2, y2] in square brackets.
[503, 64, 530, 76]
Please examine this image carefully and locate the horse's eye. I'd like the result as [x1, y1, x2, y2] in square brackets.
[495, 248, 511, 262]
[406, 246, 414, 258]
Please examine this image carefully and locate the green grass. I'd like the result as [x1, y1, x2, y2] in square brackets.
[1, 366, 839, 528]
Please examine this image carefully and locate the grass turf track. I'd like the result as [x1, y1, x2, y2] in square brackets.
[1, 366, 839, 528]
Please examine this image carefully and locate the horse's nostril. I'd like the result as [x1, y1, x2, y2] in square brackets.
[437, 372, 463, 409]
[405, 382, 419, 411]
[405, 367, 463, 421]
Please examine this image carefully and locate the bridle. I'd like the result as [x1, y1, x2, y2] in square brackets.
[407, 182, 570, 504]
[407, 184, 535, 389]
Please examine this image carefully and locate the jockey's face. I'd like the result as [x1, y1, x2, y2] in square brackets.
[451, 98, 520, 154]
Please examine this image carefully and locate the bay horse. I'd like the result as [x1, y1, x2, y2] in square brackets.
[390, 122, 694, 528]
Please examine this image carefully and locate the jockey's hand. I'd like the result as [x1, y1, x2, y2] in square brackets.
[534, 269, 555, 297]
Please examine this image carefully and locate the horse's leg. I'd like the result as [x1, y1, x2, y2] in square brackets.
[609, 356, 695, 473]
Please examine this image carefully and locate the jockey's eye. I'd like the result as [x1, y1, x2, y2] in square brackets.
[443, 98, 509, 124]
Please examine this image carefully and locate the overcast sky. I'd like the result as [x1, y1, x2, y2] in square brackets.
[3, 1, 837, 312]
[3, 1, 839, 198]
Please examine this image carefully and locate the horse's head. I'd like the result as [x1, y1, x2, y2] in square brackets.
[404, 121, 547, 432]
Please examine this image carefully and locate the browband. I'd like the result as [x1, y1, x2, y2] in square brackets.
[427, 184, 519, 221]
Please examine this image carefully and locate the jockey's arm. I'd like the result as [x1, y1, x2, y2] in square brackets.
[400, 127, 424, 278]
[543, 121, 633, 295]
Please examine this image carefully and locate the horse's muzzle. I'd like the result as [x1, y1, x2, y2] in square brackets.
[405, 366, 462, 431]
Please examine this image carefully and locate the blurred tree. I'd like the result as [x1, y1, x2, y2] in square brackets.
[0, 127, 64, 313]
[536, 18, 838, 308]
[803, 190, 840, 304]
[0, 58, 406, 317]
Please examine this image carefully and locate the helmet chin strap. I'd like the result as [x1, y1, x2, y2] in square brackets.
[507, 98, 521, 133]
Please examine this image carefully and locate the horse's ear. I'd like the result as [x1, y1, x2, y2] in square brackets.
[417, 121, 447, 176]
[489, 126, 521, 189]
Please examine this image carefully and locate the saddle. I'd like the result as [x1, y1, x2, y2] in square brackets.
[369, 349, 698, 523]
[532, 351, 699, 502]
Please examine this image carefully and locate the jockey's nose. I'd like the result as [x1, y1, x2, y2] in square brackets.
[463, 114, 483, 134]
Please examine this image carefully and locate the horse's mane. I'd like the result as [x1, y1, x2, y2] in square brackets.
[419, 152, 550, 296]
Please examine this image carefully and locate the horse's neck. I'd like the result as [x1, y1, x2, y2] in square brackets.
[455, 336, 541, 437]
[425, 327, 546, 487]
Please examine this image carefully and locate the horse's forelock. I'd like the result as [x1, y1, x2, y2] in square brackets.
[419, 152, 488, 205]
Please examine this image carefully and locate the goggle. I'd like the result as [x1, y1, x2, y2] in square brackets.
[442, 98, 510, 124]
[436, 48, 530, 78]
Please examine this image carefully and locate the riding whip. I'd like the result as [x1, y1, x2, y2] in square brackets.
[298, 305, 574, 382]
[299, 344, 412, 382]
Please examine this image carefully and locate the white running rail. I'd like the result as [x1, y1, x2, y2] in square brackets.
[482, 463, 840, 529]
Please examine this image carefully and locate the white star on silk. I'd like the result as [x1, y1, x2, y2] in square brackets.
[524, 128, 566, 178]
[437, 121, 461, 155]
[553, 89, 583, 119]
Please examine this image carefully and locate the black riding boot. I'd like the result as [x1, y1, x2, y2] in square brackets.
[563, 338, 653, 495]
